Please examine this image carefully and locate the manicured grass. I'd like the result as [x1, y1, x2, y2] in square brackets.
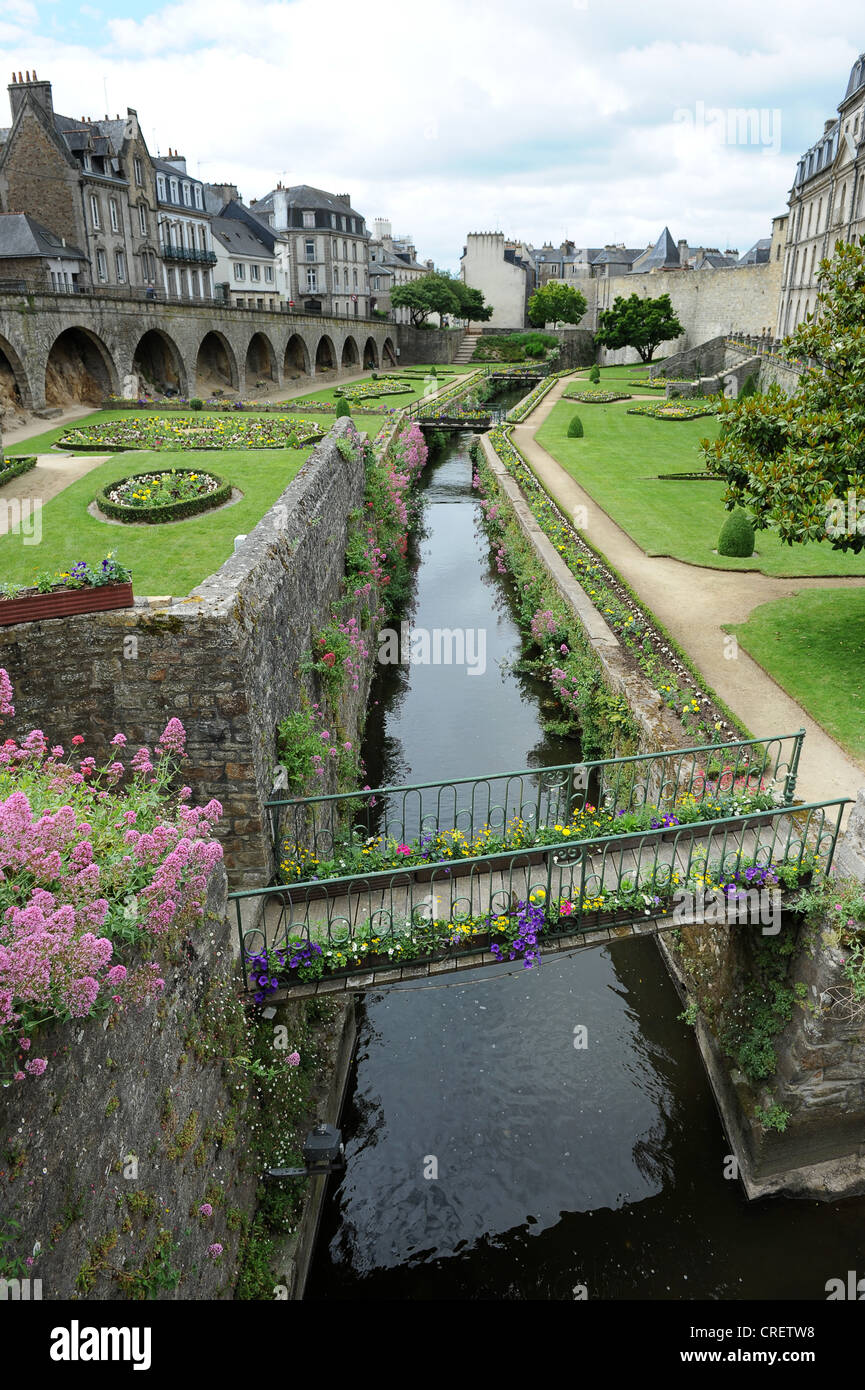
[729, 589, 865, 760]
[0, 408, 384, 596]
[570, 363, 663, 397]
[287, 366, 477, 410]
[535, 398, 865, 577]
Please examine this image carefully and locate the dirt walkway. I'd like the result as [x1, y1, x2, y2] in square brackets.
[0, 455, 112, 536]
[513, 375, 865, 808]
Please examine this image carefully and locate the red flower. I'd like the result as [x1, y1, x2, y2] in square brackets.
[322, 652, 336, 668]
[71, 735, 85, 746]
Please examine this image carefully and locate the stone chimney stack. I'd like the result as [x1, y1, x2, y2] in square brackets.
[8, 70, 54, 122]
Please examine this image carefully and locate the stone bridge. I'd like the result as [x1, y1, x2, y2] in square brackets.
[0, 289, 401, 410]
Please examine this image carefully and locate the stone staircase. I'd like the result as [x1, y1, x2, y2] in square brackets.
[453, 330, 481, 364]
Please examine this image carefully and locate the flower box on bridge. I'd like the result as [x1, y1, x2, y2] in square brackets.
[0, 581, 134, 627]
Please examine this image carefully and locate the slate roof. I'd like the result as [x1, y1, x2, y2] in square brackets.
[695, 252, 737, 269]
[589, 247, 643, 266]
[254, 184, 365, 223]
[0, 212, 85, 260]
[844, 52, 865, 101]
[630, 227, 680, 273]
[210, 215, 273, 259]
[738, 238, 771, 266]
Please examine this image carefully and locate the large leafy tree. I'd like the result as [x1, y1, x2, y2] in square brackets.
[448, 277, 493, 323]
[390, 272, 459, 326]
[527, 281, 587, 328]
[703, 238, 865, 552]
[594, 292, 684, 362]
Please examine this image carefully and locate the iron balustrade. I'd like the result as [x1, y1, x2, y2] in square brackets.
[231, 796, 848, 988]
[160, 243, 218, 265]
[266, 730, 806, 871]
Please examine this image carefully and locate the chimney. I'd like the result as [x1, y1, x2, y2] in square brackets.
[334, 193, 351, 207]
[8, 69, 54, 122]
[824, 119, 835, 134]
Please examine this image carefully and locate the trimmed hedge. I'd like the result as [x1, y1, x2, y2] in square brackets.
[0, 455, 37, 487]
[567, 414, 584, 438]
[95, 468, 233, 525]
[718, 508, 755, 557]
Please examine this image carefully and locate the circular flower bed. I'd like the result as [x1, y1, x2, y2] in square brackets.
[96, 467, 232, 524]
[58, 414, 325, 451]
[562, 389, 631, 403]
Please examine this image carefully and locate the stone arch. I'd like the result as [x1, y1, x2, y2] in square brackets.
[45, 326, 118, 406]
[340, 335, 360, 369]
[283, 333, 310, 380]
[0, 332, 33, 411]
[195, 330, 238, 392]
[362, 336, 379, 370]
[382, 335, 397, 367]
[245, 331, 277, 385]
[314, 334, 336, 372]
[131, 328, 187, 397]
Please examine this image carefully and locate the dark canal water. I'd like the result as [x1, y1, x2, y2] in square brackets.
[305, 428, 865, 1302]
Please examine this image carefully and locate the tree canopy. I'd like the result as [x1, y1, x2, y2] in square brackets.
[527, 281, 587, 328]
[390, 272, 492, 326]
[594, 293, 684, 362]
[702, 238, 865, 552]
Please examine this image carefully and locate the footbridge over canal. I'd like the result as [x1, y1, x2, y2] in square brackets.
[230, 731, 850, 1000]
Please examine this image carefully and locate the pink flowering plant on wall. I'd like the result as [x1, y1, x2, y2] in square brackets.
[0, 669, 223, 1083]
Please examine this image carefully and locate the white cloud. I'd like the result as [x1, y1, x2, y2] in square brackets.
[2, 0, 863, 266]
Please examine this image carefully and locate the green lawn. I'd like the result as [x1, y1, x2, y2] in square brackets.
[535, 398, 865, 577]
[729, 589, 865, 760]
[569, 363, 670, 397]
[0, 407, 384, 596]
[286, 365, 477, 410]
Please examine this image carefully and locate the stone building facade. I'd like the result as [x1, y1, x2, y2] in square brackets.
[777, 51, 865, 336]
[368, 218, 433, 324]
[0, 72, 161, 291]
[154, 151, 216, 300]
[248, 184, 370, 318]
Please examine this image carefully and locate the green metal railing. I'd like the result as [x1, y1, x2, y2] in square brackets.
[266, 730, 806, 870]
[231, 797, 848, 991]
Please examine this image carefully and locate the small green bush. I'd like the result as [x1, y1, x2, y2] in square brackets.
[738, 373, 758, 399]
[567, 414, 584, 438]
[189, 398, 203, 411]
[718, 508, 755, 557]
[588, 364, 600, 383]
[335, 398, 352, 418]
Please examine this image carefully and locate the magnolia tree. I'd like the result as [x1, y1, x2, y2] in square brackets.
[0, 670, 223, 1082]
[703, 238, 865, 551]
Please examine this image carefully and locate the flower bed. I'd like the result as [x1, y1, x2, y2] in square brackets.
[0, 554, 133, 625]
[0, 670, 223, 1081]
[96, 468, 231, 524]
[562, 388, 631, 403]
[0, 455, 37, 487]
[626, 400, 721, 420]
[280, 783, 780, 883]
[58, 415, 325, 452]
[251, 853, 813, 990]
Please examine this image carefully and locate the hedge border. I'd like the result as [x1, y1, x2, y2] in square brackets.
[562, 390, 632, 404]
[95, 467, 232, 524]
[0, 455, 37, 487]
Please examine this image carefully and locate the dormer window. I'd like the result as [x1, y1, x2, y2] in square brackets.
[83, 152, 91, 172]
[303, 210, 315, 228]
[157, 174, 166, 200]
[169, 178, 178, 202]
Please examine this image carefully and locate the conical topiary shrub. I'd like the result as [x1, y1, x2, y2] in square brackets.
[335, 398, 352, 418]
[567, 414, 584, 438]
[718, 508, 755, 557]
[589, 364, 600, 383]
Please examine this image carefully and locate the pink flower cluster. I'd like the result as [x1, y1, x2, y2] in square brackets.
[0, 673, 223, 1081]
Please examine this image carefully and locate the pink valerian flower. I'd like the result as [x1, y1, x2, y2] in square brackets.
[24, 1057, 47, 1076]
[199, 1203, 213, 1217]
[0, 668, 14, 719]
[207, 1244, 223, 1259]
[71, 735, 85, 746]
[110, 733, 127, 747]
[287, 1051, 300, 1067]
[156, 717, 186, 757]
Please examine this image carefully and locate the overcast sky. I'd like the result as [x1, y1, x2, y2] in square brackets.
[1, 0, 863, 268]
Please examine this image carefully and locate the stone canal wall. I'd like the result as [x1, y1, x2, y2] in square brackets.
[0, 417, 370, 887]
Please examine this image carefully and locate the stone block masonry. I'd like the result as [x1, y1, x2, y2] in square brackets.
[0, 417, 368, 886]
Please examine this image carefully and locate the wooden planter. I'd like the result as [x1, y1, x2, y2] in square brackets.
[0, 582, 134, 627]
